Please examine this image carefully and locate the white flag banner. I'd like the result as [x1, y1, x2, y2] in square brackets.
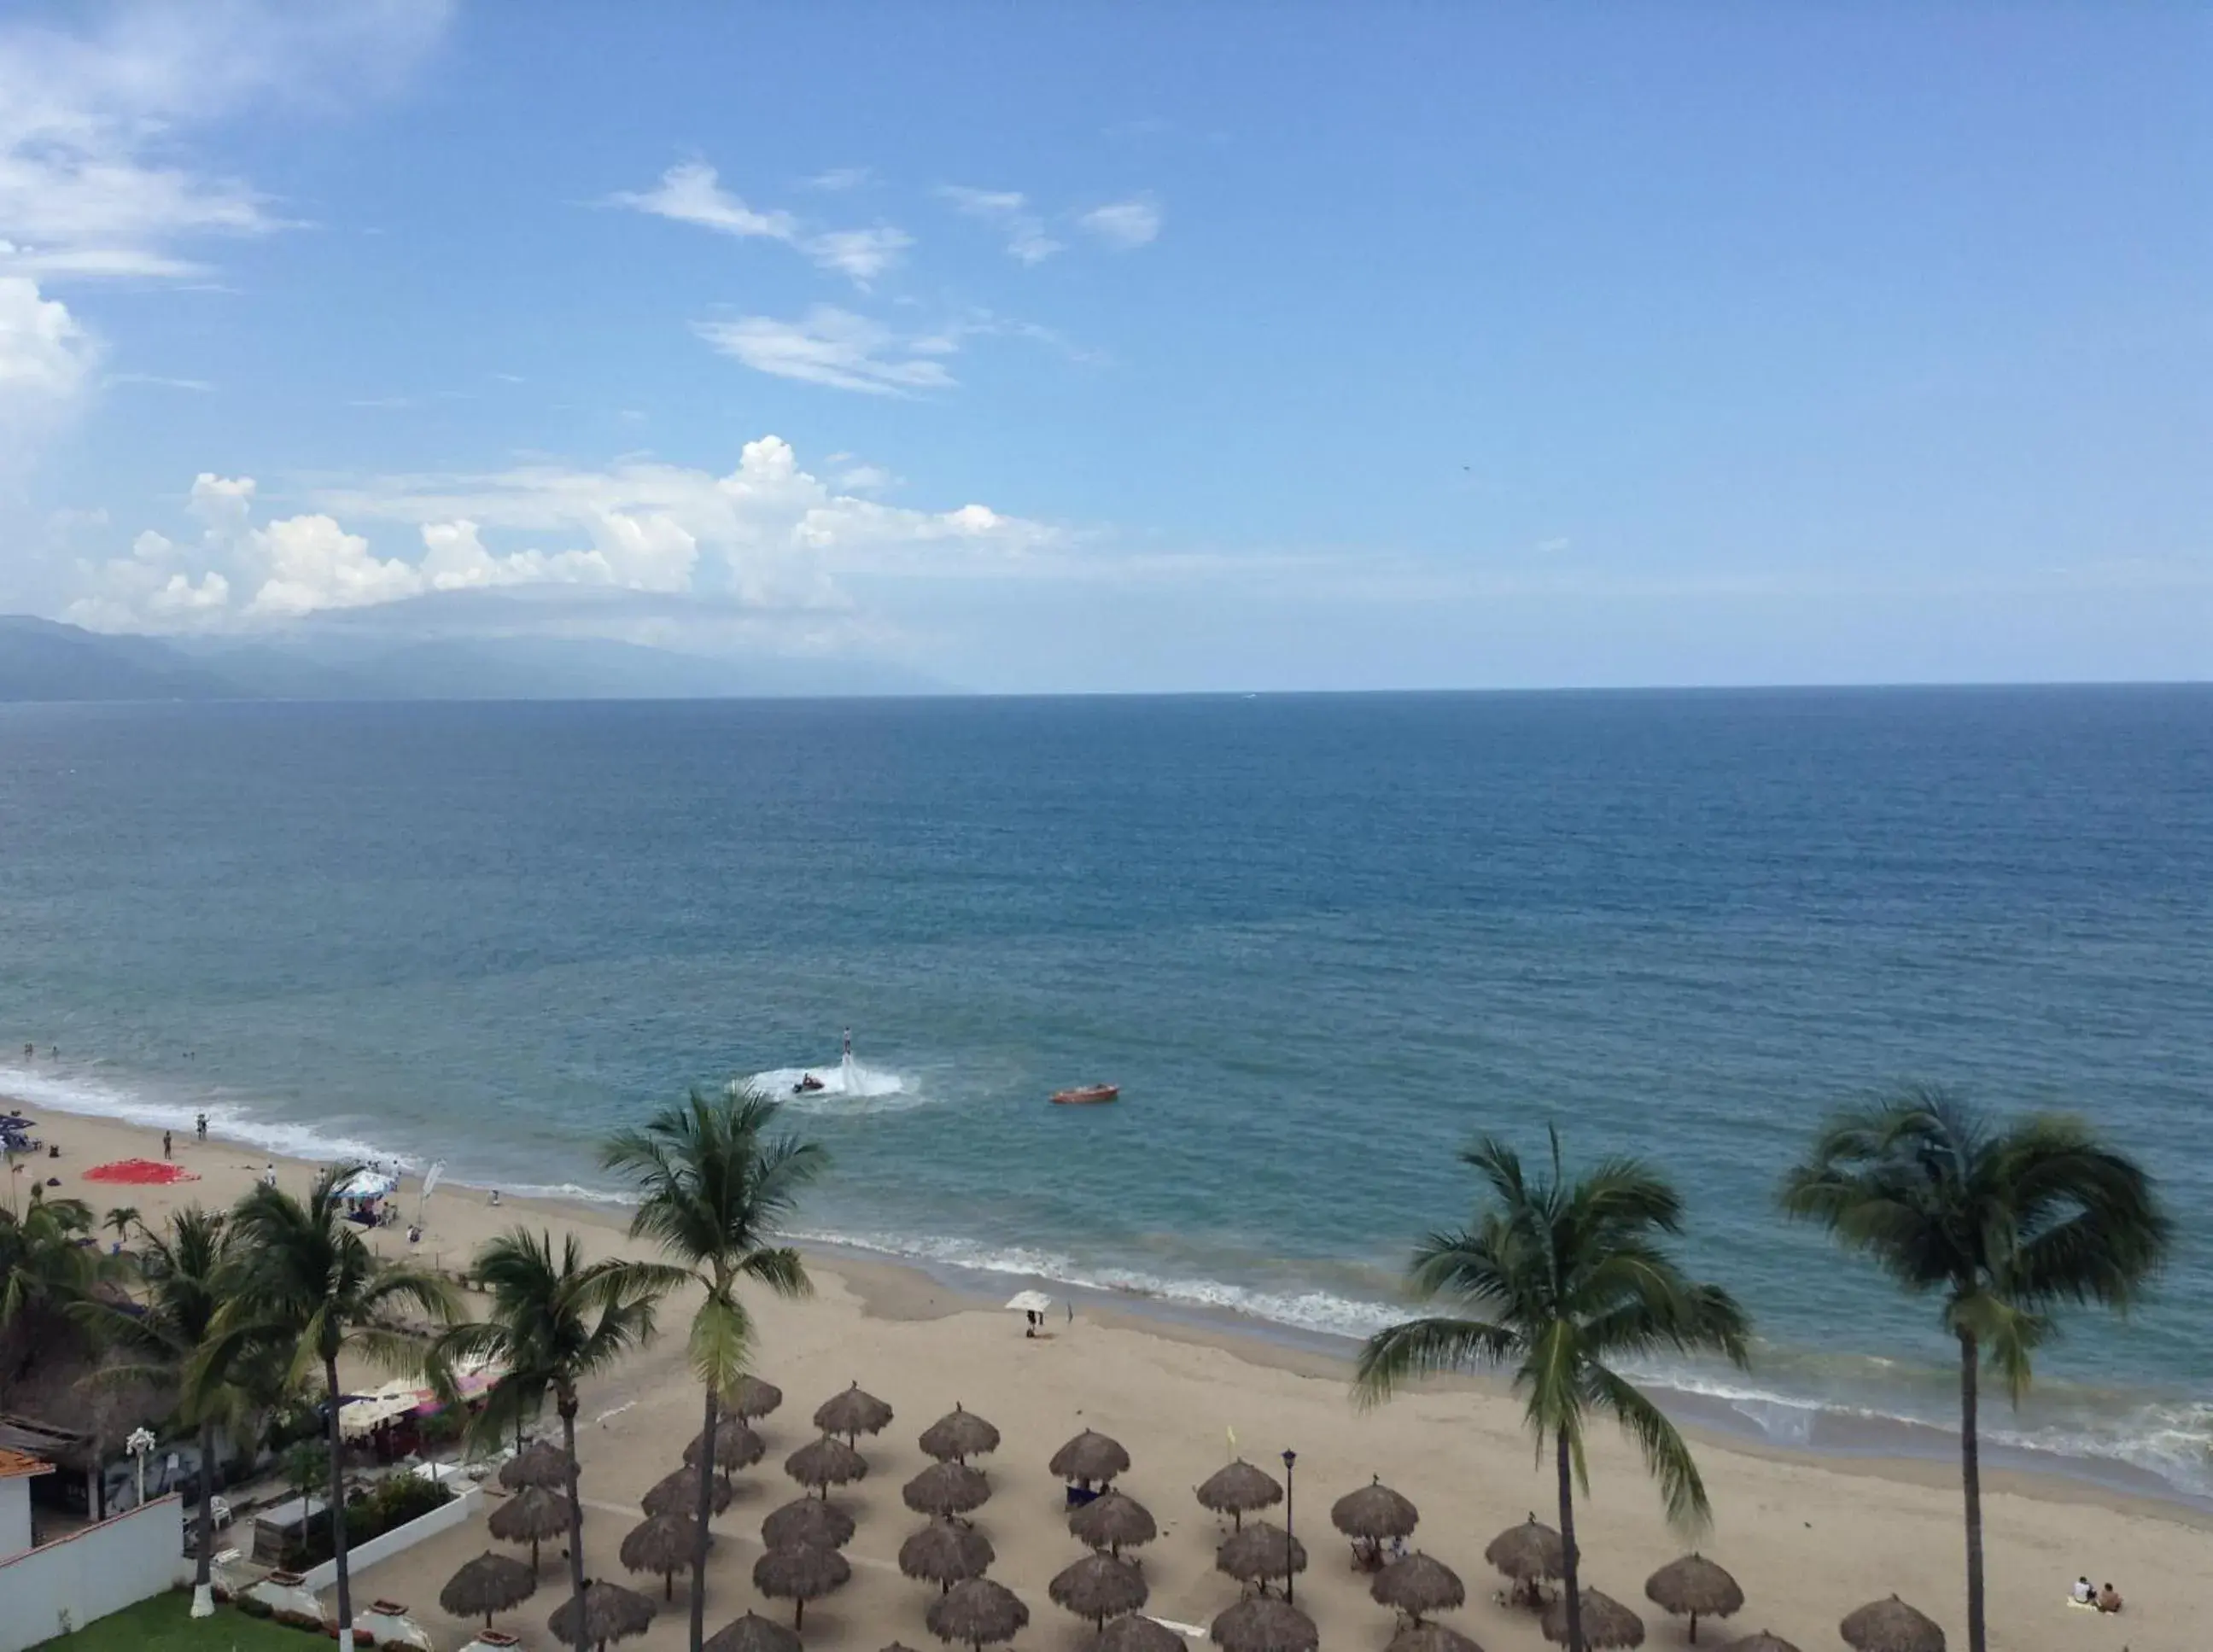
[420, 1160, 445, 1203]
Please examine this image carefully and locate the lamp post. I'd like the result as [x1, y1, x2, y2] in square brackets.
[1281, 1448, 1297, 1606]
[126, 1427, 156, 1509]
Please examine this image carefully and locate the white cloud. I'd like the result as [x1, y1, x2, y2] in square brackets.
[0, 1, 450, 283]
[1078, 196, 1162, 249]
[695, 307, 957, 396]
[937, 185, 1063, 265]
[610, 161, 796, 241]
[803, 167, 872, 192]
[0, 275, 99, 450]
[67, 435, 1056, 629]
[805, 225, 914, 283]
[613, 161, 911, 284]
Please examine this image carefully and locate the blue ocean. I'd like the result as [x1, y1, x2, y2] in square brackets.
[2, 690, 2208, 1501]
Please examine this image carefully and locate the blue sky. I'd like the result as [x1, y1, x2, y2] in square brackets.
[1, 2, 2206, 692]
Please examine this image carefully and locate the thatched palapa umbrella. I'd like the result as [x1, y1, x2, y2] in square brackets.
[901, 1518, 995, 1592]
[1050, 1428, 1130, 1488]
[1386, 1625, 1484, 1652]
[1094, 1614, 1185, 1652]
[620, 1513, 714, 1601]
[1070, 1489, 1157, 1557]
[755, 1544, 852, 1629]
[1217, 1522, 1307, 1591]
[1839, 1597, 1944, 1652]
[488, 1485, 574, 1573]
[788, 1433, 868, 1499]
[815, 1381, 895, 1445]
[705, 1610, 803, 1652]
[1485, 1515, 1565, 1606]
[645, 1466, 733, 1519]
[920, 1404, 1002, 1463]
[904, 1460, 990, 1519]
[1210, 1596, 1318, 1652]
[1541, 1589, 1645, 1649]
[730, 1374, 785, 1421]
[1717, 1636, 1801, 1652]
[1048, 1552, 1148, 1628]
[499, 1438, 575, 1491]
[1332, 1476, 1418, 1566]
[1197, 1459, 1282, 1532]
[926, 1576, 1031, 1651]
[764, 1495, 856, 1551]
[1644, 1555, 1744, 1644]
[687, 1417, 767, 1479]
[1372, 1552, 1465, 1624]
[548, 1579, 657, 1651]
[441, 1550, 537, 1631]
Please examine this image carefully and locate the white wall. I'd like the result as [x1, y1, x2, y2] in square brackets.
[298, 1484, 480, 1594]
[0, 1493, 184, 1652]
[0, 1480, 31, 1562]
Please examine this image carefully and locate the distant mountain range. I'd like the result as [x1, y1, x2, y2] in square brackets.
[0, 616, 947, 702]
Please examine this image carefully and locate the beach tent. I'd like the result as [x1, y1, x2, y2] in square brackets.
[340, 1168, 399, 1200]
[1004, 1291, 1054, 1315]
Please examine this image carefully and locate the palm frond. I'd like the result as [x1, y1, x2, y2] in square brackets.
[1353, 1316, 1517, 1403]
[1583, 1363, 1711, 1531]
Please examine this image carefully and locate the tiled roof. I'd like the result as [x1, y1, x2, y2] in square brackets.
[0, 1448, 54, 1480]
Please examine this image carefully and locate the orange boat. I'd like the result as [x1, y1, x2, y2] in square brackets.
[1050, 1083, 1120, 1106]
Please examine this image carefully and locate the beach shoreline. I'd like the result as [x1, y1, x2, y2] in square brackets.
[10, 1086, 2210, 1530]
[7, 1097, 2213, 1652]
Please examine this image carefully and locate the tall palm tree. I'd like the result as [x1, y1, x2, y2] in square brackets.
[73, 1207, 239, 1617]
[431, 1228, 686, 1652]
[1355, 1131, 1750, 1652]
[202, 1167, 457, 1652]
[0, 1188, 107, 1361]
[604, 1087, 826, 1652]
[1779, 1087, 2170, 1652]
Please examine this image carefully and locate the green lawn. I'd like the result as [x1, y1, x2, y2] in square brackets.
[38, 1593, 311, 1651]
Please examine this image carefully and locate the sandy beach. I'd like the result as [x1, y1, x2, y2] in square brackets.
[11, 1109, 2204, 1652]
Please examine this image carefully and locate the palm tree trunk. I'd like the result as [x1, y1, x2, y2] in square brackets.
[190, 1417, 217, 1617]
[1959, 1331, 1986, 1652]
[563, 1394, 590, 1652]
[1556, 1428, 1584, 1652]
[324, 1357, 354, 1652]
[690, 1383, 719, 1652]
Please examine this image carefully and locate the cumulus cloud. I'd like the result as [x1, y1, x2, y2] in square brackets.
[695, 306, 958, 396]
[613, 161, 911, 285]
[1078, 196, 1162, 249]
[0, 275, 99, 434]
[0, 1, 450, 283]
[937, 184, 1063, 265]
[67, 435, 1054, 630]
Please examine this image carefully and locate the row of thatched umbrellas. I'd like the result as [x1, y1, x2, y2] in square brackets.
[445, 1386, 1949, 1652]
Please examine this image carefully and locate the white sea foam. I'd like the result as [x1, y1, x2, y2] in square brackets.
[748, 1057, 921, 1115]
[0, 1062, 400, 1170]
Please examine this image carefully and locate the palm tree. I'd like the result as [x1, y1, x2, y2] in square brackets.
[431, 1228, 685, 1652]
[1779, 1087, 2170, 1652]
[604, 1087, 826, 1652]
[1355, 1131, 1749, 1652]
[0, 1188, 105, 1348]
[73, 1207, 239, 1617]
[202, 1166, 457, 1652]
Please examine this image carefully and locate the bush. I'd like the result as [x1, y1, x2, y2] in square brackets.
[283, 1474, 455, 1569]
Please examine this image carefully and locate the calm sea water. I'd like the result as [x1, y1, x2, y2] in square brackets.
[1, 690, 2208, 1499]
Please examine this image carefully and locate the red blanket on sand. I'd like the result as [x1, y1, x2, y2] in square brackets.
[81, 1159, 201, 1185]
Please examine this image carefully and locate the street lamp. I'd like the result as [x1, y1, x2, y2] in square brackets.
[126, 1427, 156, 1509]
[1280, 1448, 1297, 1605]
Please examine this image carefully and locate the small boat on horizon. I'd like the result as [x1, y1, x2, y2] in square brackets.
[1050, 1083, 1120, 1106]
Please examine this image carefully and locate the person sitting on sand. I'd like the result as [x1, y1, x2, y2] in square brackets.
[2097, 1582, 2123, 1614]
[2071, 1576, 2095, 1604]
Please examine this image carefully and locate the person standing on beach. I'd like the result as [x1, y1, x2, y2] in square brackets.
[196, 1113, 207, 1142]
[162, 1130, 172, 1160]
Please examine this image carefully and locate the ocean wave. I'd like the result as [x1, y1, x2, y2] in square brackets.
[0, 1062, 402, 1170]
[795, 1224, 1405, 1341]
